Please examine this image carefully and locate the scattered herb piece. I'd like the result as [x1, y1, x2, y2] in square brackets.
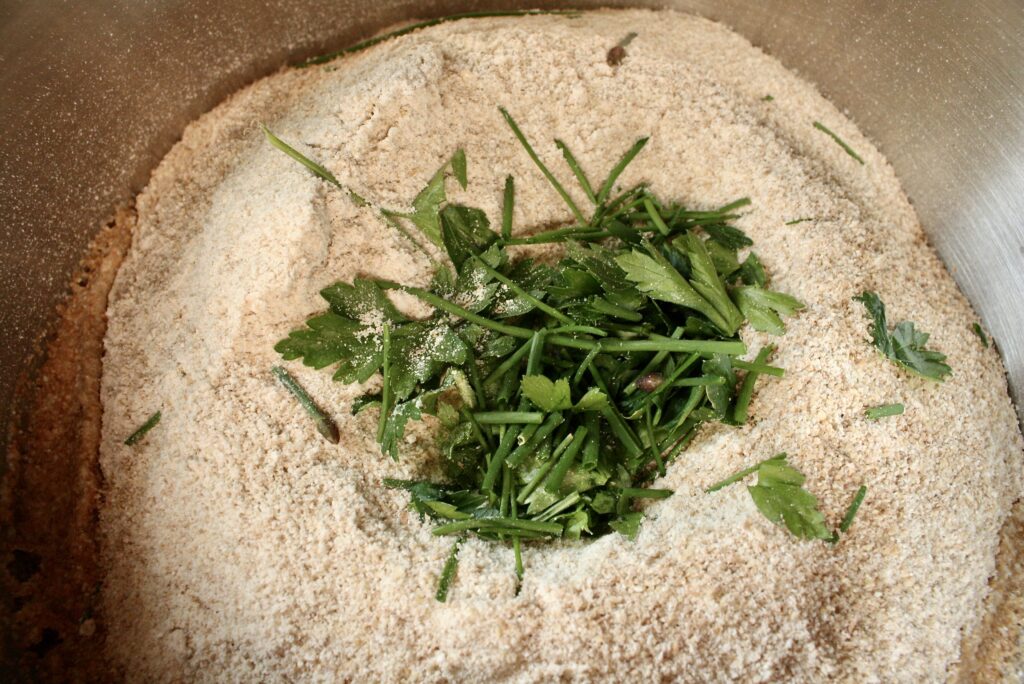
[762, 94, 774, 102]
[785, 217, 813, 225]
[854, 291, 951, 381]
[262, 124, 341, 187]
[733, 344, 775, 423]
[838, 485, 867, 534]
[813, 121, 865, 165]
[273, 111, 805, 593]
[708, 454, 847, 541]
[972, 322, 989, 348]
[272, 366, 340, 444]
[864, 403, 904, 420]
[606, 31, 637, 66]
[124, 411, 161, 446]
[435, 538, 463, 602]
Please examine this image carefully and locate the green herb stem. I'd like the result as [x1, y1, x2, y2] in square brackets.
[435, 538, 463, 602]
[500, 108, 587, 224]
[124, 410, 162, 446]
[501, 175, 515, 240]
[839, 485, 867, 533]
[473, 411, 545, 425]
[733, 344, 775, 424]
[865, 403, 904, 420]
[272, 366, 340, 444]
[813, 121, 865, 165]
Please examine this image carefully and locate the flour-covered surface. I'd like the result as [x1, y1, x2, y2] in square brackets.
[98, 10, 1024, 681]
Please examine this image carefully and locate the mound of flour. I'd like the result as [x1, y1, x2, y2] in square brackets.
[99, 10, 1024, 681]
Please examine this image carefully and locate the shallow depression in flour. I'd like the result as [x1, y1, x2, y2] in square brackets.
[98, 9, 1024, 681]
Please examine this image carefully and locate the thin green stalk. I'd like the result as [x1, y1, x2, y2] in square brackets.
[705, 454, 786, 493]
[865, 403, 904, 420]
[643, 198, 671, 235]
[839, 485, 868, 532]
[272, 367, 339, 444]
[473, 411, 545, 425]
[533, 492, 582, 523]
[518, 433, 574, 503]
[555, 139, 597, 203]
[484, 337, 533, 386]
[587, 365, 642, 457]
[507, 413, 564, 467]
[482, 425, 522, 494]
[383, 282, 533, 339]
[500, 107, 586, 224]
[573, 347, 600, 384]
[586, 297, 644, 322]
[474, 257, 574, 324]
[432, 517, 563, 536]
[596, 137, 649, 205]
[731, 359, 784, 377]
[124, 410, 162, 446]
[813, 121, 865, 164]
[624, 328, 684, 394]
[644, 407, 665, 477]
[502, 175, 515, 240]
[543, 425, 589, 493]
[548, 336, 747, 356]
[504, 225, 602, 245]
[634, 353, 700, 410]
[376, 324, 392, 444]
[733, 344, 775, 423]
[435, 538, 463, 602]
[262, 125, 342, 187]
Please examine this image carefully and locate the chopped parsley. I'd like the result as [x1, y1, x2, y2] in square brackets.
[124, 411, 161, 446]
[865, 403, 904, 420]
[972, 322, 989, 348]
[271, 107, 805, 598]
[813, 121, 865, 165]
[854, 291, 951, 381]
[707, 454, 865, 542]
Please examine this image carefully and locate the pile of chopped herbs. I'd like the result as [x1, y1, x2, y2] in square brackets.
[270, 107, 809, 596]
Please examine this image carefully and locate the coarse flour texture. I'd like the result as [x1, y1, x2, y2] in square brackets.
[99, 9, 1024, 682]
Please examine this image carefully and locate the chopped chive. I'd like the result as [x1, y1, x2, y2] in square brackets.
[377, 325, 391, 444]
[473, 411, 545, 425]
[813, 121, 865, 164]
[272, 366, 340, 444]
[643, 198, 671, 235]
[474, 257, 574, 325]
[432, 517, 563, 536]
[500, 107, 586, 224]
[838, 485, 867, 533]
[262, 124, 342, 187]
[435, 538, 463, 602]
[124, 411, 162, 446]
[731, 359, 784, 377]
[785, 217, 813, 225]
[543, 426, 589, 493]
[706, 454, 786, 493]
[733, 344, 775, 423]
[972, 322, 989, 348]
[501, 175, 515, 240]
[555, 139, 597, 204]
[864, 403, 904, 420]
[595, 137, 649, 205]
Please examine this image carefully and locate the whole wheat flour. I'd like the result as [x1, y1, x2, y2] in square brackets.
[98, 9, 1024, 682]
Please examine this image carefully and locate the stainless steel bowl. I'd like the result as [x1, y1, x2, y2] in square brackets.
[1, 0, 1023, 677]
[2, 0, 1022, 434]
